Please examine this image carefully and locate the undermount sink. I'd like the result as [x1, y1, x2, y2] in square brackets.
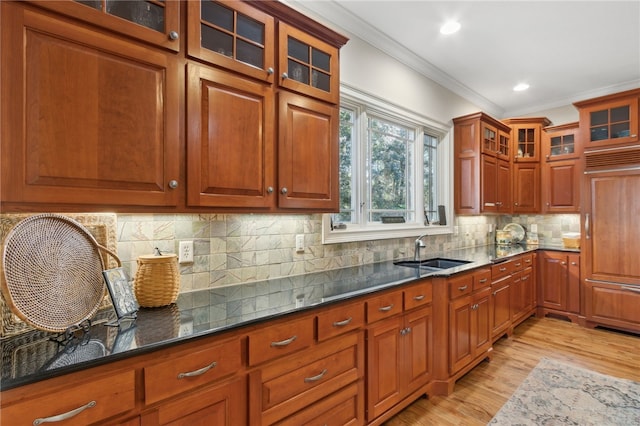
[394, 258, 472, 271]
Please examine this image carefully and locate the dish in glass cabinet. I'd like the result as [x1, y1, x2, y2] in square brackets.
[503, 223, 525, 242]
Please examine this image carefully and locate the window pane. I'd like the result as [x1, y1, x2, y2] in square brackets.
[336, 107, 355, 223]
[368, 117, 414, 222]
[424, 133, 438, 224]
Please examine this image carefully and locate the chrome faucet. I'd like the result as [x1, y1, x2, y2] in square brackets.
[414, 233, 429, 261]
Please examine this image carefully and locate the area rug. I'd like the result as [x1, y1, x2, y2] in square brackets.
[488, 357, 640, 425]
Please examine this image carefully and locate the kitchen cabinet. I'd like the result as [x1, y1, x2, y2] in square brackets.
[504, 117, 550, 214]
[448, 269, 492, 376]
[366, 281, 433, 423]
[584, 280, 640, 333]
[574, 88, 640, 151]
[26, 0, 181, 51]
[0, 2, 181, 209]
[541, 122, 581, 213]
[510, 254, 536, 328]
[538, 251, 580, 323]
[454, 112, 512, 214]
[490, 259, 514, 341]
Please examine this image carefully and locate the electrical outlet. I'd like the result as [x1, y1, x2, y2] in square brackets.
[179, 240, 194, 264]
[295, 234, 304, 252]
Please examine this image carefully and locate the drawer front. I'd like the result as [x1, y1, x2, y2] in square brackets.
[404, 281, 433, 310]
[255, 332, 363, 425]
[144, 337, 242, 405]
[248, 315, 315, 366]
[492, 259, 514, 281]
[448, 273, 473, 299]
[519, 254, 534, 270]
[2, 370, 135, 426]
[366, 290, 403, 323]
[317, 301, 365, 342]
[473, 269, 492, 291]
[585, 281, 640, 327]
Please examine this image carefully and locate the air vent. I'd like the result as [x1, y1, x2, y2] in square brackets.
[585, 145, 640, 171]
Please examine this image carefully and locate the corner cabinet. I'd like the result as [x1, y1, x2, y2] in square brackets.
[538, 251, 581, 323]
[0, 2, 181, 209]
[454, 112, 513, 214]
[541, 122, 581, 213]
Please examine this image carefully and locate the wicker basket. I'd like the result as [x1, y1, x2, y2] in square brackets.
[133, 253, 180, 307]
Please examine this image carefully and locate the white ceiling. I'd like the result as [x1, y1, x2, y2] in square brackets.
[285, 0, 640, 118]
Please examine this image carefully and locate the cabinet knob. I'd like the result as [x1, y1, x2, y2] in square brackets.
[168, 31, 179, 41]
[168, 180, 179, 189]
[561, 261, 567, 265]
[281, 72, 289, 79]
[514, 202, 519, 206]
[571, 261, 577, 266]
[266, 67, 274, 75]
[266, 186, 274, 194]
[546, 202, 550, 206]
[281, 187, 288, 195]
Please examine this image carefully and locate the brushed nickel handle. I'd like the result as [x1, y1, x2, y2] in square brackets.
[282, 72, 289, 79]
[332, 317, 353, 327]
[458, 285, 468, 291]
[168, 30, 179, 41]
[413, 295, 425, 301]
[304, 369, 328, 383]
[378, 304, 394, 312]
[571, 261, 577, 266]
[271, 335, 297, 347]
[479, 278, 488, 283]
[515, 262, 522, 267]
[561, 261, 567, 265]
[266, 67, 274, 75]
[281, 187, 288, 195]
[168, 180, 178, 189]
[622, 286, 640, 294]
[585, 213, 590, 239]
[499, 267, 507, 272]
[266, 186, 274, 193]
[33, 401, 96, 425]
[178, 361, 217, 379]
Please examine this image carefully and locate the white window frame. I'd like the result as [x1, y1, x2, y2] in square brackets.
[322, 85, 454, 244]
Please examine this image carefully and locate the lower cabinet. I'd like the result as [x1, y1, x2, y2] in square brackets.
[490, 275, 511, 340]
[584, 280, 640, 333]
[366, 281, 433, 423]
[538, 251, 580, 322]
[448, 269, 492, 377]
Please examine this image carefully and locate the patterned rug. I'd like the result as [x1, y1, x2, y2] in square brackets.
[489, 358, 640, 425]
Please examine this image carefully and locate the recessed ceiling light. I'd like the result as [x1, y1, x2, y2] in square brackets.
[513, 83, 530, 92]
[440, 21, 461, 35]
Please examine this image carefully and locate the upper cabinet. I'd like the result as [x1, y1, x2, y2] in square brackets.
[503, 117, 551, 163]
[453, 112, 512, 214]
[541, 122, 581, 213]
[187, 0, 276, 83]
[542, 122, 581, 161]
[574, 88, 640, 151]
[27, 0, 181, 51]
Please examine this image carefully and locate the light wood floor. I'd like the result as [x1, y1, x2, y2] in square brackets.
[384, 316, 640, 425]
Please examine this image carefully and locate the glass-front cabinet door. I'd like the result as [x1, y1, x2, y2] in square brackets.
[503, 117, 550, 163]
[187, 0, 275, 83]
[480, 123, 498, 155]
[278, 22, 339, 104]
[580, 96, 638, 149]
[543, 122, 580, 161]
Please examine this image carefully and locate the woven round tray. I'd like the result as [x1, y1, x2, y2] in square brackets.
[1, 214, 120, 333]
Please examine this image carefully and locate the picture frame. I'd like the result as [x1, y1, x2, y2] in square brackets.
[103, 267, 139, 321]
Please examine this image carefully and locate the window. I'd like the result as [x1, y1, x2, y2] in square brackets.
[323, 86, 452, 243]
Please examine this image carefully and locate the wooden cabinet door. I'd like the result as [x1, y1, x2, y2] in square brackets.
[584, 280, 640, 332]
[454, 119, 481, 214]
[278, 91, 339, 210]
[1, 3, 180, 208]
[539, 252, 567, 310]
[577, 92, 639, 150]
[513, 163, 540, 213]
[509, 271, 525, 322]
[584, 171, 640, 286]
[366, 315, 403, 421]
[402, 306, 433, 394]
[497, 159, 512, 213]
[542, 159, 580, 213]
[187, 0, 276, 83]
[186, 64, 275, 208]
[567, 254, 581, 314]
[490, 277, 511, 339]
[449, 295, 473, 374]
[480, 154, 498, 213]
[472, 287, 492, 356]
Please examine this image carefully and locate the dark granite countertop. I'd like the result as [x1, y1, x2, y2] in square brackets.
[0, 243, 577, 391]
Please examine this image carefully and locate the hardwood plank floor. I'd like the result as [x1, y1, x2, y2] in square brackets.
[384, 316, 640, 425]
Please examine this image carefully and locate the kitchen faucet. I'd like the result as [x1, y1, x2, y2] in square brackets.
[414, 233, 429, 261]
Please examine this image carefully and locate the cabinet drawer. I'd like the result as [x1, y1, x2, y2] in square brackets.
[492, 260, 514, 281]
[585, 281, 640, 329]
[248, 315, 315, 366]
[366, 290, 403, 323]
[317, 301, 365, 342]
[519, 254, 534, 270]
[473, 269, 492, 291]
[404, 280, 433, 310]
[448, 273, 473, 299]
[253, 332, 363, 425]
[144, 337, 242, 405]
[2, 370, 135, 426]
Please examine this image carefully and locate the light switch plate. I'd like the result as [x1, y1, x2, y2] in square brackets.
[295, 234, 304, 252]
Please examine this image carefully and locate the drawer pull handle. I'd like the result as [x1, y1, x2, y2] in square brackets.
[413, 295, 425, 301]
[515, 262, 521, 267]
[499, 267, 507, 272]
[333, 317, 353, 327]
[622, 286, 640, 294]
[458, 285, 468, 291]
[271, 335, 297, 347]
[178, 361, 217, 379]
[304, 369, 328, 383]
[33, 401, 96, 425]
[378, 304, 394, 312]
[478, 278, 488, 283]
